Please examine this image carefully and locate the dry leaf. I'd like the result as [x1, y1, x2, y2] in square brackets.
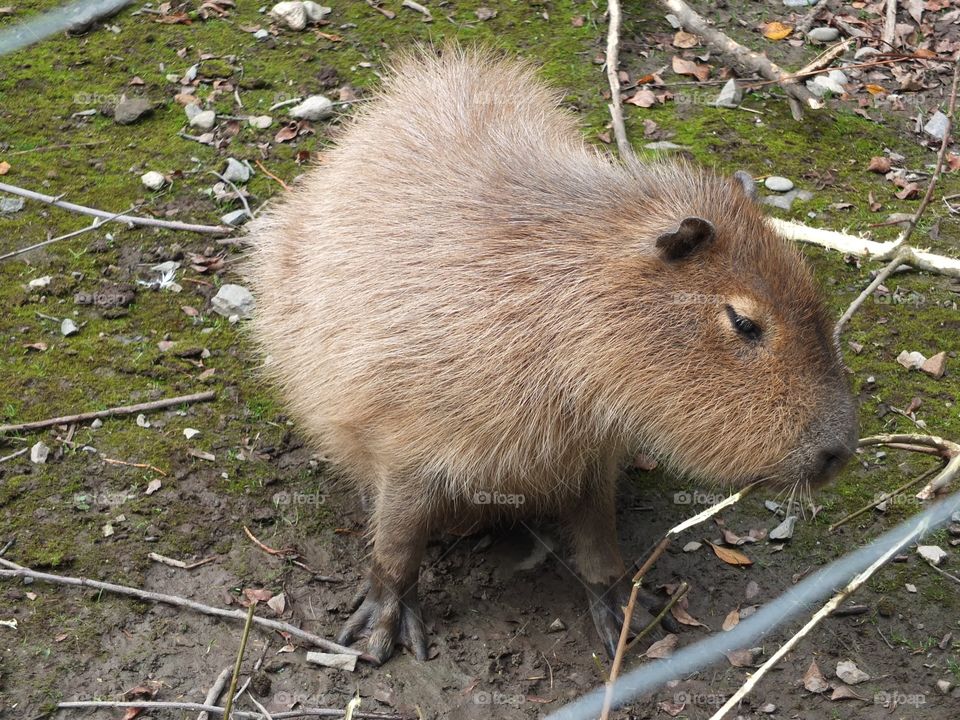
[725, 648, 757, 667]
[0, 160, 10, 175]
[644, 633, 678, 658]
[670, 604, 707, 627]
[722, 607, 740, 631]
[626, 88, 657, 107]
[803, 660, 830, 694]
[762, 21, 793, 40]
[867, 156, 891, 173]
[673, 30, 698, 48]
[671, 55, 710, 82]
[830, 685, 865, 701]
[864, 83, 887, 95]
[658, 700, 685, 716]
[706, 540, 753, 566]
[267, 592, 286, 615]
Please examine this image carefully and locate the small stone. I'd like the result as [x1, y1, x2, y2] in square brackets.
[211, 284, 255, 319]
[222, 158, 251, 184]
[763, 189, 800, 211]
[854, 47, 880, 61]
[683, 541, 702, 552]
[783, 0, 811, 6]
[141, 171, 167, 191]
[897, 350, 927, 370]
[905, 583, 917, 593]
[30, 441, 50, 464]
[190, 110, 217, 130]
[157, 340, 177, 352]
[184, 103, 203, 121]
[714, 79, 742, 109]
[91, 419, 103, 429]
[0, 197, 25, 214]
[221, 209, 251, 226]
[28, 276, 52, 288]
[289, 94, 334, 121]
[937, 679, 953, 695]
[270, 1, 308, 30]
[808, 72, 847, 96]
[113, 97, 153, 125]
[664, 13, 682, 28]
[920, 351, 946, 379]
[547, 618, 566, 633]
[253, 28, 271, 40]
[60, 318, 79, 337]
[248, 115, 273, 129]
[924, 111, 950, 141]
[918, 545, 948, 566]
[136, 414, 151, 428]
[807, 27, 840, 43]
[764, 176, 794, 192]
[759, 703, 776, 713]
[769, 515, 797, 541]
[836, 660, 870, 685]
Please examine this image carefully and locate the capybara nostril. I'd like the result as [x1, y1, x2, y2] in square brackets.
[815, 444, 854, 483]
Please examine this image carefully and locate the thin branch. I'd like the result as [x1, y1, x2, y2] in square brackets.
[0, 180, 232, 235]
[605, 0, 632, 159]
[624, 581, 689, 654]
[0, 557, 373, 661]
[835, 248, 909, 334]
[0, 391, 216, 434]
[0, 448, 29, 463]
[198, 667, 233, 720]
[883, 0, 897, 49]
[56, 701, 402, 719]
[0, 205, 135, 263]
[828, 464, 941, 532]
[210, 171, 253, 220]
[223, 602, 257, 720]
[255, 160, 291, 191]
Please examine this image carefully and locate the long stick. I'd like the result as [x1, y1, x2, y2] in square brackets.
[883, 0, 897, 49]
[835, 249, 908, 334]
[198, 667, 233, 720]
[223, 603, 257, 720]
[0, 180, 231, 235]
[0, 558, 373, 661]
[0, 390, 216, 434]
[605, 0, 632, 160]
[0, 206, 134, 263]
[56, 701, 401, 719]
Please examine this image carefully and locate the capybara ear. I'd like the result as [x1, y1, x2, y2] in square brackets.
[733, 170, 757, 200]
[655, 216, 715, 261]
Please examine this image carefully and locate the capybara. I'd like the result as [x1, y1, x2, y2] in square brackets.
[243, 48, 858, 664]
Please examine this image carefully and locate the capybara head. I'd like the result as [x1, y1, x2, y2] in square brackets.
[608, 163, 859, 491]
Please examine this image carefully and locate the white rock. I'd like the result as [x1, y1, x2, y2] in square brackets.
[905, 583, 917, 593]
[141, 171, 167, 191]
[918, 545, 947, 566]
[222, 158, 251, 184]
[91, 418, 103, 429]
[211, 283, 255, 319]
[807, 27, 840, 43]
[270, 1, 307, 30]
[714, 78, 742, 109]
[184, 103, 202, 121]
[189, 109, 217, 130]
[289, 94, 333, 121]
[136, 414, 151, 428]
[937, 679, 953, 695]
[836, 660, 870, 685]
[664, 13, 682, 28]
[28, 276, 51, 289]
[183, 428, 201, 440]
[30, 441, 50, 464]
[769, 515, 797, 540]
[221, 209, 251, 226]
[924, 111, 950, 141]
[682, 541, 702, 552]
[854, 47, 879, 61]
[764, 176, 794, 192]
[302, 2, 332, 22]
[248, 114, 273, 129]
[897, 350, 927, 370]
[60, 318, 79, 336]
[809, 72, 846, 96]
[253, 28, 271, 40]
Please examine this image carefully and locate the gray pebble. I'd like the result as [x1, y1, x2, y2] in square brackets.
[714, 79, 742, 109]
[221, 209, 251, 226]
[289, 95, 333, 121]
[253, 28, 271, 40]
[0, 197, 25, 214]
[61, 318, 79, 337]
[222, 158, 251, 184]
[764, 176, 794, 192]
[924, 111, 950, 141]
[807, 27, 840, 43]
[190, 109, 217, 130]
[113, 97, 153, 125]
[783, 0, 811, 6]
[211, 283, 255, 319]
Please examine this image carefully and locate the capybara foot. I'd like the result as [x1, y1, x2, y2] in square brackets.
[338, 577, 427, 664]
[587, 578, 679, 658]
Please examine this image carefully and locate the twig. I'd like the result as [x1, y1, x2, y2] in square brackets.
[244, 526, 340, 582]
[794, 0, 831, 37]
[0, 448, 29, 463]
[0, 557, 373, 660]
[624, 581, 689, 654]
[0, 205, 135, 263]
[102, 457, 167, 475]
[0, 390, 216, 434]
[244, 526, 296, 557]
[0, 180, 231, 235]
[828, 464, 940, 532]
[605, 0, 632, 160]
[255, 160, 291, 191]
[149, 552, 217, 570]
[657, 0, 822, 120]
[223, 602, 257, 720]
[210, 171, 253, 220]
[835, 248, 909, 334]
[883, 0, 897, 50]
[859, 433, 960, 499]
[791, 39, 852, 79]
[56, 701, 402, 719]
[8, 140, 109, 156]
[198, 667, 233, 720]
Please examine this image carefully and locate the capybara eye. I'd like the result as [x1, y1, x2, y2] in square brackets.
[725, 305, 762, 342]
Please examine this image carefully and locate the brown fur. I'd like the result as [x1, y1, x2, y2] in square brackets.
[242, 48, 857, 661]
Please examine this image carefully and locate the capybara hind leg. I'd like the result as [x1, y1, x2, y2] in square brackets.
[563, 473, 677, 657]
[337, 489, 429, 664]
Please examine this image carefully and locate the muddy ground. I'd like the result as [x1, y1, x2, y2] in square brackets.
[1, 1, 959, 719]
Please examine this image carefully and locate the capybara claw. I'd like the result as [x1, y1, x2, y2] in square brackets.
[338, 581, 427, 663]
